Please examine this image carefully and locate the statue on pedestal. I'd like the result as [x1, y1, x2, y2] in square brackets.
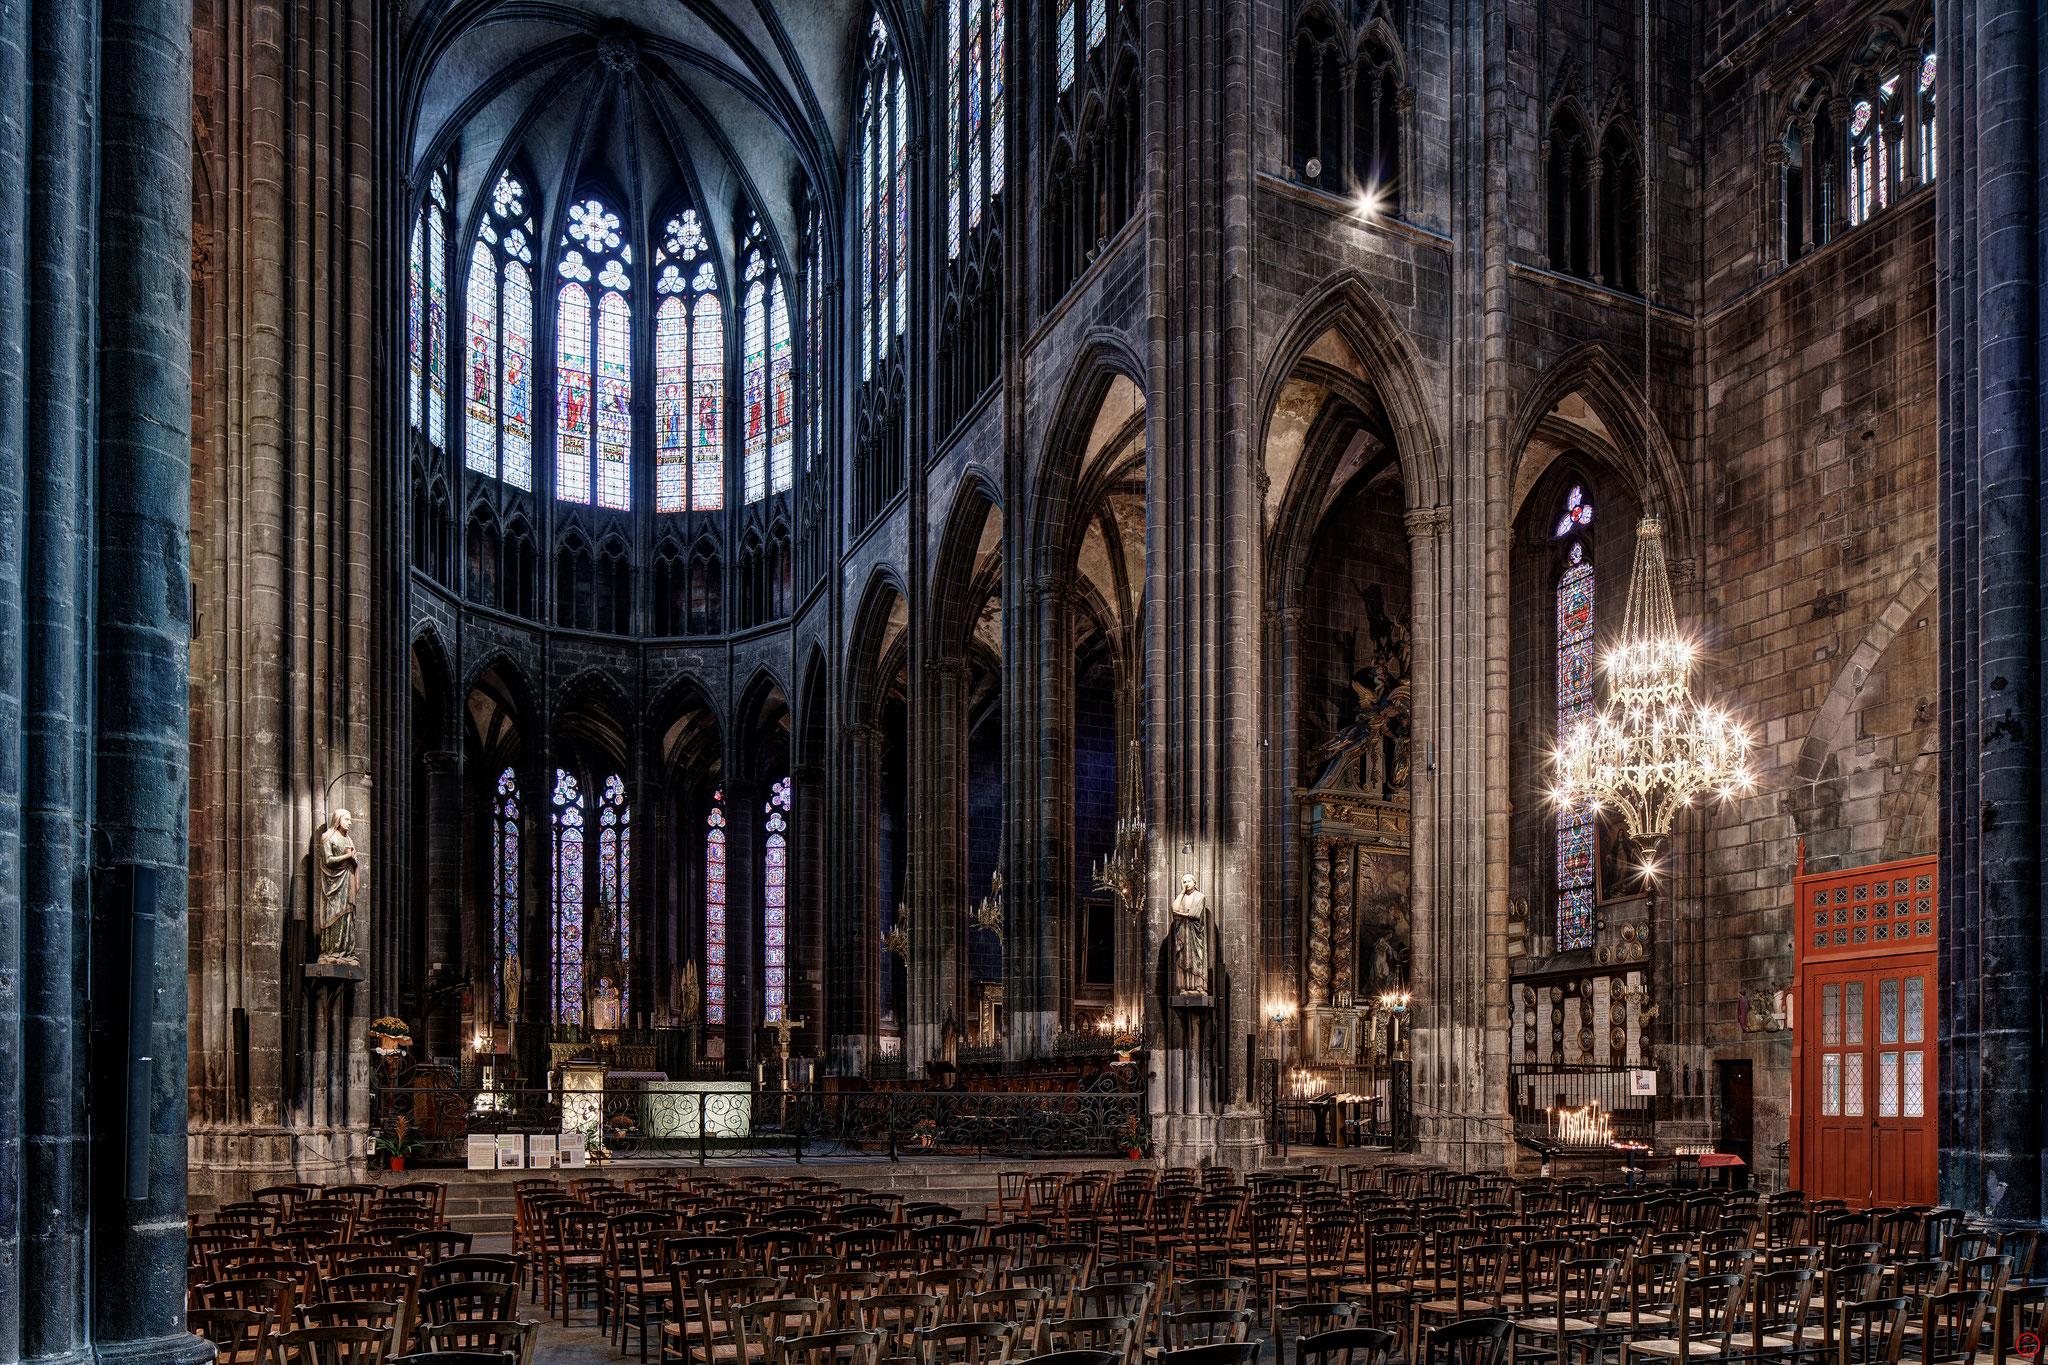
[1171, 873, 1210, 998]
[317, 808, 361, 963]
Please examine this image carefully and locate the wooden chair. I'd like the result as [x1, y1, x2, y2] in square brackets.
[1273, 1306, 1358, 1365]
[969, 1287, 1053, 1356]
[783, 1330, 884, 1365]
[1992, 1284, 2048, 1365]
[611, 1215, 685, 1361]
[810, 1271, 884, 1331]
[684, 1278, 790, 1365]
[1744, 1267, 1817, 1362]
[918, 1322, 1017, 1365]
[1414, 1318, 1514, 1365]
[299, 1302, 405, 1357]
[396, 1232, 472, 1266]
[854, 1293, 942, 1365]
[1044, 1318, 1135, 1365]
[189, 1307, 276, 1365]
[1158, 1346, 1260, 1365]
[273, 1325, 394, 1365]
[1514, 1257, 1620, 1365]
[1158, 1308, 1255, 1351]
[416, 1281, 516, 1327]
[544, 1207, 608, 1325]
[1915, 1289, 1990, 1365]
[415, 1322, 533, 1365]
[1620, 1275, 1746, 1365]
[1295, 1328, 1396, 1365]
[1830, 1297, 1912, 1365]
[732, 1296, 824, 1365]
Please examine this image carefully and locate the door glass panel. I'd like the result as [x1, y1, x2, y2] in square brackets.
[1878, 1051, 1899, 1116]
[1879, 979, 1900, 1043]
[1904, 1050, 1924, 1117]
[1822, 1053, 1841, 1115]
[1844, 1051, 1865, 1116]
[1822, 984, 1840, 1046]
[1904, 977, 1924, 1043]
[1845, 982, 1865, 1044]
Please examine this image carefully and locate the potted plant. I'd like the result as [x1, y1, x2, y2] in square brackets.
[1115, 1116, 1152, 1161]
[368, 1016, 413, 1056]
[373, 1116, 420, 1171]
[910, 1116, 941, 1150]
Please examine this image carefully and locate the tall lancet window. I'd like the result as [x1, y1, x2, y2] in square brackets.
[1554, 486, 1597, 952]
[492, 767, 520, 1022]
[595, 774, 631, 1022]
[705, 794, 727, 1025]
[409, 170, 450, 450]
[763, 776, 791, 1021]
[465, 171, 536, 488]
[551, 769, 587, 1024]
[739, 217, 794, 503]
[555, 197, 632, 510]
[655, 209, 725, 513]
[1847, 89, 1890, 226]
[945, 0, 1006, 257]
[853, 11, 909, 528]
[1917, 51, 1938, 182]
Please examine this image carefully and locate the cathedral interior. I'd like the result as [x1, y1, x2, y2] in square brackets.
[4, 0, 2046, 1359]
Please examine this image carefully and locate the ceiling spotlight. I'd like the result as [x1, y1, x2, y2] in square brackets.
[1303, 157, 1323, 181]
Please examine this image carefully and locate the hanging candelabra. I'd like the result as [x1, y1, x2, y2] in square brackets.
[971, 868, 1004, 941]
[1553, 515, 1754, 868]
[885, 904, 910, 960]
[1092, 738, 1148, 918]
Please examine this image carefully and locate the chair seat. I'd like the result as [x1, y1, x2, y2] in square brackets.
[1629, 1340, 1730, 1359]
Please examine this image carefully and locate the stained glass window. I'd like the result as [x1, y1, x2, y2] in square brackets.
[1057, 0, 1076, 92]
[427, 173, 448, 450]
[858, 15, 907, 386]
[556, 196, 629, 507]
[770, 278, 793, 494]
[706, 794, 727, 1025]
[466, 240, 498, 473]
[652, 209, 725, 512]
[598, 774, 630, 984]
[463, 171, 535, 489]
[410, 214, 425, 439]
[1918, 52, 1938, 182]
[1848, 98, 1887, 225]
[1554, 484, 1594, 537]
[1554, 494, 1597, 951]
[493, 767, 520, 1023]
[743, 273, 768, 505]
[763, 775, 791, 1022]
[1087, 0, 1106, 49]
[805, 206, 825, 477]
[946, 0, 1006, 261]
[552, 769, 586, 1026]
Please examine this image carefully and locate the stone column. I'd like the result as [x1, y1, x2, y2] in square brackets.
[93, 0, 207, 1355]
[918, 658, 971, 1068]
[1936, 0, 2046, 1224]
[1585, 157, 1606, 284]
[422, 751, 463, 1058]
[839, 722, 883, 1071]
[1014, 575, 1072, 1059]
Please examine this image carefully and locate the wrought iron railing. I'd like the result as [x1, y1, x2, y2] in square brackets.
[1509, 1063, 1654, 1143]
[1263, 1059, 1412, 1154]
[371, 1080, 1146, 1166]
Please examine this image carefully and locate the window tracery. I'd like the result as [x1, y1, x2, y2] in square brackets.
[1042, 0, 1140, 308]
[465, 171, 536, 489]
[655, 209, 725, 514]
[940, 0, 1006, 433]
[706, 794, 727, 1024]
[763, 775, 791, 1022]
[854, 12, 909, 530]
[493, 767, 520, 1022]
[552, 768, 586, 1025]
[556, 196, 632, 510]
[410, 170, 450, 454]
[1545, 111, 1640, 293]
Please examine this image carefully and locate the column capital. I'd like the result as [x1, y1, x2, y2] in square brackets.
[1404, 505, 1450, 540]
[792, 762, 827, 786]
[421, 750, 460, 777]
[843, 721, 883, 748]
[1028, 572, 1076, 605]
[924, 656, 971, 684]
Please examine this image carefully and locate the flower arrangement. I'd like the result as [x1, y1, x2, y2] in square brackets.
[909, 1116, 940, 1149]
[368, 1016, 412, 1054]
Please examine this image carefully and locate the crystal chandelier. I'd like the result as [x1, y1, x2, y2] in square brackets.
[1553, 515, 1754, 856]
[1092, 739, 1148, 918]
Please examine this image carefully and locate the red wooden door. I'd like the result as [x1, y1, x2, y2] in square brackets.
[1792, 856, 1938, 1209]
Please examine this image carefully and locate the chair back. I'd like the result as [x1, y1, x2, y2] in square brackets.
[1159, 1346, 1260, 1365]
[1750, 1268, 1817, 1357]
[857, 1292, 941, 1365]
[1296, 1327, 1397, 1365]
[1993, 1284, 2048, 1365]
[418, 1321, 533, 1365]
[1836, 1296, 1913, 1365]
[274, 1325, 392, 1365]
[1170, 1279, 1249, 1313]
[1918, 1290, 1991, 1365]
[917, 1322, 1015, 1365]
[783, 1330, 884, 1365]
[1416, 1319, 1514, 1365]
[967, 1288, 1051, 1353]
[1043, 1316, 1134, 1364]
[416, 1281, 515, 1325]
[735, 1295, 824, 1361]
[1160, 1308, 1254, 1351]
[189, 1307, 276, 1365]
[421, 1256, 518, 1292]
